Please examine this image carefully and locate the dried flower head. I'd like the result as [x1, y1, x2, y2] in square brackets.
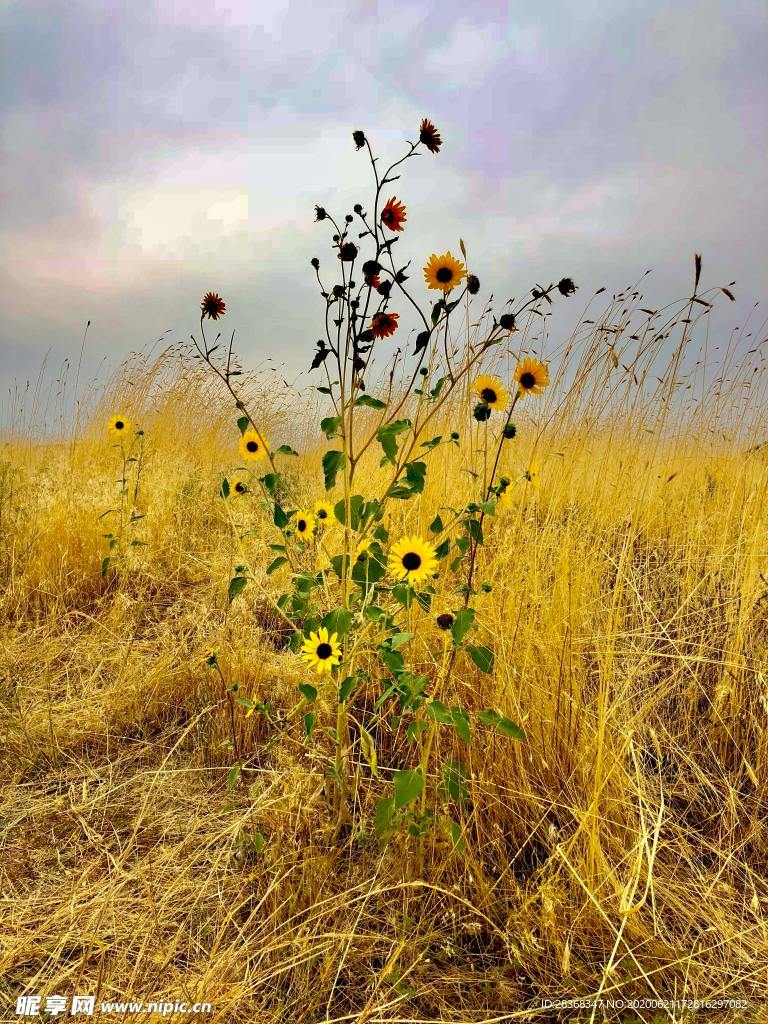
[338, 242, 358, 262]
[419, 118, 442, 154]
[201, 292, 226, 320]
[557, 278, 577, 297]
[370, 311, 399, 339]
[352, 130, 366, 150]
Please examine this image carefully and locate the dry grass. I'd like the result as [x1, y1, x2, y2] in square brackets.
[2, 295, 768, 1023]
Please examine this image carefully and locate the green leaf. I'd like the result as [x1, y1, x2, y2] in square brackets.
[376, 419, 411, 465]
[220, 478, 231, 498]
[101, 556, 110, 577]
[338, 675, 358, 702]
[425, 700, 452, 724]
[228, 575, 249, 603]
[322, 607, 354, 637]
[394, 769, 424, 809]
[444, 817, 466, 854]
[478, 710, 526, 741]
[404, 461, 426, 494]
[236, 415, 250, 435]
[322, 450, 346, 491]
[451, 608, 475, 644]
[389, 632, 414, 650]
[266, 556, 288, 575]
[355, 394, 386, 409]
[435, 537, 451, 559]
[363, 605, 385, 622]
[333, 494, 364, 529]
[467, 645, 494, 674]
[273, 504, 289, 529]
[375, 797, 395, 837]
[429, 514, 443, 534]
[304, 712, 316, 737]
[421, 435, 443, 449]
[439, 759, 468, 805]
[274, 444, 299, 456]
[226, 764, 241, 789]
[451, 707, 472, 743]
[298, 683, 317, 701]
[320, 415, 343, 439]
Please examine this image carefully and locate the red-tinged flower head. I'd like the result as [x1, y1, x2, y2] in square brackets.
[201, 292, 226, 320]
[370, 311, 399, 339]
[381, 196, 407, 232]
[419, 118, 442, 154]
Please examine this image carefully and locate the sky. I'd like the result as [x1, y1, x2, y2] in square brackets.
[1, 0, 766, 422]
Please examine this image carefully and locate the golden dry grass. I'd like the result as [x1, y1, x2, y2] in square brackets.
[2, 300, 768, 1023]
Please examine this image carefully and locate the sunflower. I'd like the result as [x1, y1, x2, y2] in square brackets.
[513, 358, 550, 397]
[300, 627, 342, 676]
[381, 196, 407, 232]
[354, 537, 372, 561]
[313, 500, 334, 523]
[388, 535, 438, 587]
[370, 311, 399, 338]
[108, 414, 131, 438]
[472, 375, 508, 412]
[230, 476, 249, 497]
[419, 118, 442, 154]
[199, 648, 218, 666]
[201, 292, 226, 320]
[294, 509, 316, 542]
[239, 428, 268, 461]
[423, 252, 466, 293]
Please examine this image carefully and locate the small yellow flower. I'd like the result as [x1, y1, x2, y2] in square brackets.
[513, 358, 549, 397]
[423, 251, 467, 293]
[108, 414, 131, 437]
[244, 693, 259, 718]
[239, 428, 269, 461]
[294, 509, 316, 542]
[313, 500, 334, 523]
[200, 648, 218, 666]
[472, 374, 508, 412]
[300, 627, 342, 676]
[230, 476, 249, 496]
[388, 535, 438, 587]
[525, 460, 541, 489]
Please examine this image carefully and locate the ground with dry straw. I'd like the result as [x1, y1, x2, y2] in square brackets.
[2, 343, 768, 1024]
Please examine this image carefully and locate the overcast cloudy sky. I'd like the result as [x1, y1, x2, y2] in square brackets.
[1, 0, 766, 414]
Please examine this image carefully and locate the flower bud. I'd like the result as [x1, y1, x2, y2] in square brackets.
[473, 402, 491, 422]
[314, 206, 327, 221]
[499, 313, 515, 330]
[557, 277, 577, 296]
[352, 130, 366, 150]
[467, 274, 480, 295]
[310, 257, 319, 269]
[503, 423, 517, 440]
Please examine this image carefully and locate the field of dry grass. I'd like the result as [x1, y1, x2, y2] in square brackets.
[2, 293, 768, 1022]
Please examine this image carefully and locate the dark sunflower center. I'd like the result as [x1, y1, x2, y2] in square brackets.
[436, 267, 453, 283]
[480, 388, 497, 404]
[519, 372, 536, 389]
[402, 552, 422, 571]
[316, 643, 332, 659]
[297, 519, 307, 532]
[246, 440, 259, 452]
[115, 420, 124, 430]
[235, 483, 246, 493]
[317, 509, 327, 519]
[382, 209, 393, 222]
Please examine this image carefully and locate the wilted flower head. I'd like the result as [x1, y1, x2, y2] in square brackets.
[352, 130, 366, 150]
[370, 311, 399, 339]
[558, 277, 577, 297]
[338, 242, 358, 262]
[467, 274, 480, 295]
[499, 313, 516, 331]
[419, 118, 442, 154]
[473, 401, 492, 422]
[201, 292, 226, 320]
[310, 257, 320, 269]
[314, 205, 327, 221]
[436, 612, 455, 631]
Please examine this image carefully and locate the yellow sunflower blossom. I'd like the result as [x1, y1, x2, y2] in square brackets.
[108, 414, 131, 437]
[239, 428, 269, 461]
[300, 627, 342, 676]
[388, 535, 438, 587]
[423, 251, 466, 293]
[472, 374, 508, 412]
[513, 358, 549, 397]
[294, 509, 316, 542]
[313, 499, 334, 524]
